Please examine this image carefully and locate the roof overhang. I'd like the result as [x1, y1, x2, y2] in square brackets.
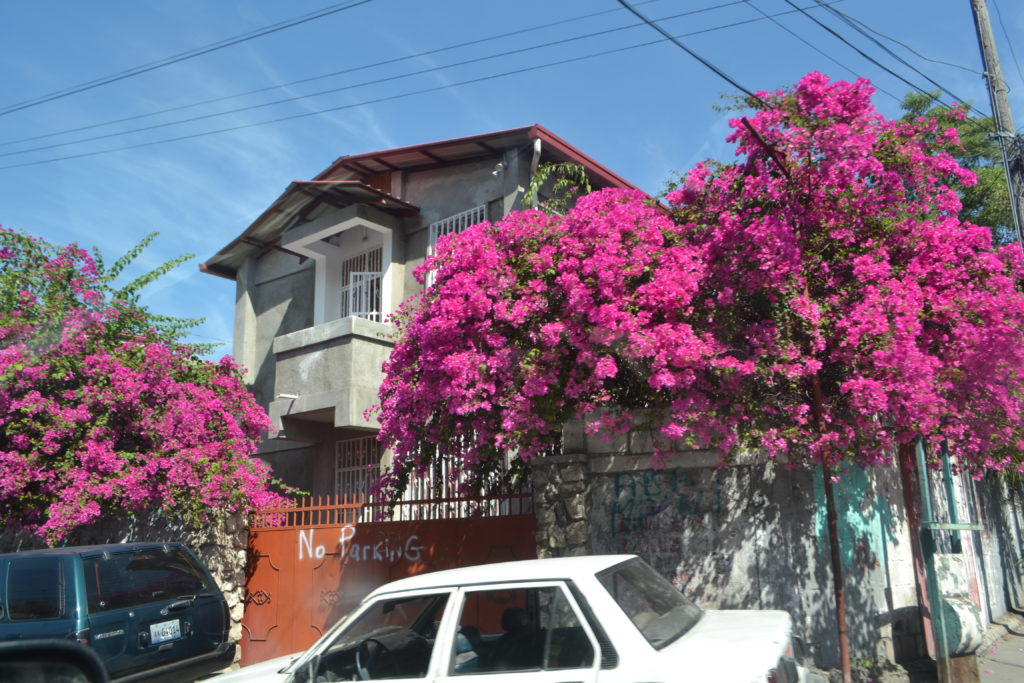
[317, 124, 638, 191]
[201, 181, 418, 280]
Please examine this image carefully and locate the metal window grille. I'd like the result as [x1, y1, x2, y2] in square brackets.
[339, 248, 383, 321]
[425, 205, 487, 287]
[335, 436, 381, 502]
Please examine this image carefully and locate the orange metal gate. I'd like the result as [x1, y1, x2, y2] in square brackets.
[240, 493, 536, 665]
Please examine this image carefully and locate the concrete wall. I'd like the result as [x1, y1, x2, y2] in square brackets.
[237, 152, 525, 395]
[398, 150, 532, 296]
[235, 254, 315, 407]
[269, 316, 394, 431]
[977, 477, 1024, 621]
[532, 417, 1024, 675]
[532, 418, 929, 672]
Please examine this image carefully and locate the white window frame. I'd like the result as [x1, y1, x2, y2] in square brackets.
[338, 248, 383, 322]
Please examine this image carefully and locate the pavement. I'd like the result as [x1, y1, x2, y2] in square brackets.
[978, 613, 1024, 683]
[824, 612, 1024, 682]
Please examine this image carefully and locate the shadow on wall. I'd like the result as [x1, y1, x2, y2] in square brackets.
[587, 461, 918, 672]
[978, 475, 1024, 615]
[248, 262, 315, 408]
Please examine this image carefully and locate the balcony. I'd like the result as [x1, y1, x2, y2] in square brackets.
[268, 316, 394, 436]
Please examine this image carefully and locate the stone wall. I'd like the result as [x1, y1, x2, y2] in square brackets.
[533, 418, 928, 672]
[0, 510, 248, 665]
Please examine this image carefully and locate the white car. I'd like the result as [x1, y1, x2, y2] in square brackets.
[214, 554, 807, 682]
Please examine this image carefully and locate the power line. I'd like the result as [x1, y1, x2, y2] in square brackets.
[0, 40, 672, 171]
[811, 0, 989, 121]
[990, 0, 1024, 95]
[783, 0, 945, 101]
[0, 2, 839, 161]
[1, 4, 839, 174]
[783, 0, 996, 132]
[616, 0, 759, 101]
[793, 0, 999, 140]
[821, 4, 981, 76]
[0, 0, 375, 118]
[0, 0, 759, 150]
[741, 0, 902, 104]
[3, 25, 653, 159]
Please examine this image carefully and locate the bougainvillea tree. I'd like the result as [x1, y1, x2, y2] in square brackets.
[0, 228, 288, 544]
[374, 71, 1024, 497]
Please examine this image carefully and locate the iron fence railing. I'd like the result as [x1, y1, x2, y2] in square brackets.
[250, 489, 533, 530]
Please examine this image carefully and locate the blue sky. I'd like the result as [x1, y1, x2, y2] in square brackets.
[1, 0, 1022, 360]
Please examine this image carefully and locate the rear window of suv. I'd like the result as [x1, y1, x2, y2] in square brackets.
[84, 547, 213, 613]
[7, 557, 64, 620]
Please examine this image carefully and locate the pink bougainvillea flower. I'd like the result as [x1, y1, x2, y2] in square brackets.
[0, 228, 289, 544]
[372, 72, 1024, 502]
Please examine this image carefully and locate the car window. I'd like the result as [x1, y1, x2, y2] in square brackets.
[450, 585, 594, 675]
[597, 558, 703, 649]
[293, 593, 449, 682]
[6, 557, 63, 620]
[83, 547, 212, 612]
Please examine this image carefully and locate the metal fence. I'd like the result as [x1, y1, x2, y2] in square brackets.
[425, 205, 487, 287]
[250, 489, 533, 530]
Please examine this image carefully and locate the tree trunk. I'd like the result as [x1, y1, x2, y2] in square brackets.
[810, 375, 852, 682]
[822, 467, 852, 682]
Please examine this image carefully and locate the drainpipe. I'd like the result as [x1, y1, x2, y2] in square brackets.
[915, 439, 952, 677]
[899, 442, 936, 659]
[530, 138, 542, 209]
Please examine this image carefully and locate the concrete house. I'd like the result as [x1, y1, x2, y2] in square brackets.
[201, 125, 636, 498]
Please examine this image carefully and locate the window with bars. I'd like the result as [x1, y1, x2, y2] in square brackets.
[339, 247, 383, 321]
[425, 205, 487, 287]
[335, 436, 382, 500]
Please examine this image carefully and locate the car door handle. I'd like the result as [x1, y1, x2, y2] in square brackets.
[162, 598, 194, 614]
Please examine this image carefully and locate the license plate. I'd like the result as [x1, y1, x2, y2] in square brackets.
[150, 618, 181, 644]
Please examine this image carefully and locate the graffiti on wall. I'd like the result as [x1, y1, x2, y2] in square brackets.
[608, 469, 724, 537]
[297, 526, 426, 564]
[589, 466, 751, 606]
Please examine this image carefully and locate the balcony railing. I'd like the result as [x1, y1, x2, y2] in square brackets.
[343, 271, 382, 322]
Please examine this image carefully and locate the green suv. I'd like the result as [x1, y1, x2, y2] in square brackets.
[0, 542, 235, 681]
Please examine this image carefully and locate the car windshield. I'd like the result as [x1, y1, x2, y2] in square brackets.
[597, 558, 703, 649]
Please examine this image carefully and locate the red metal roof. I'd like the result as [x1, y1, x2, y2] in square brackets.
[317, 124, 638, 191]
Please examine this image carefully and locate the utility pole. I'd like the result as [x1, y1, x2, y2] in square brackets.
[970, 0, 1024, 244]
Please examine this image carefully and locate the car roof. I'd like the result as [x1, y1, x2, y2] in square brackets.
[371, 554, 637, 595]
[0, 542, 187, 559]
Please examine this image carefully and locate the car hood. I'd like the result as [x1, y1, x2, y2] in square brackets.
[209, 652, 299, 682]
[660, 609, 792, 682]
